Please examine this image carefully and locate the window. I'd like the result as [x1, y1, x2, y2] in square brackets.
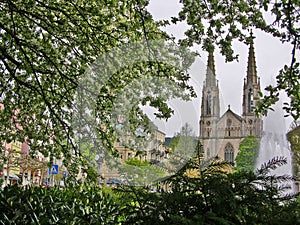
[128, 152, 132, 159]
[227, 119, 232, 136]
[248, 89, 254, 113]
[224, 143, 234, 164]
[206, 93, 211, 115]
[227, 119, 232, 127]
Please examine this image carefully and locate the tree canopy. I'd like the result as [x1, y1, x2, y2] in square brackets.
[169, 123, 197, 154]
[0, 0, 190, 162]
[1, 0, 299, 167]
[235, 135, 260, 172]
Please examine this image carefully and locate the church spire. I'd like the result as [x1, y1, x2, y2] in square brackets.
[205, 50, 217, 87]
[242, 31, 261, 121]
[200, 49, 220, 119]
[246, 31, 258, 84]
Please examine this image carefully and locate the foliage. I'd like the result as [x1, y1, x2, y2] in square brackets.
[0, 184, 122, 225]
[173, 0, 300, 120]
[169, 123, 197, 155]
[125, 158, 150, 167]
[121, 162, 166, 186]
[121, 157, 300, 225]
[287, 124, 300, 183]
[1, 0, 299, 179]
[0, 0, 189, 166]
[235, 135, 260, 172]
[0, 157, 299, 224]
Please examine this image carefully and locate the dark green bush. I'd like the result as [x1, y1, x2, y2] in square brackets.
[0, 184, 122, 225]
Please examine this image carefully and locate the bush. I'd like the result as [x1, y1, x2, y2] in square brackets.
[0, 184, 122, 225]
[125, 158, 150, 167]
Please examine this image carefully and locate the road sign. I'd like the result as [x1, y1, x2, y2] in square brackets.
[63, 171, 67, 177]
[48, 165, 59, 175]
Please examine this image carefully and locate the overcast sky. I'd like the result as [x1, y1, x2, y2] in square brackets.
[146, 0, 293, 136]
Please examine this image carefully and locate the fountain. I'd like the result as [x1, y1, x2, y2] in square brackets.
[256, 103, 293, 190]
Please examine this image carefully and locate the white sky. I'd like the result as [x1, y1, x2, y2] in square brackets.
[146, 0, 293, 136]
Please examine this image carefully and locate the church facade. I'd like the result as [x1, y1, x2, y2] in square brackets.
[199, 40, 263, 164]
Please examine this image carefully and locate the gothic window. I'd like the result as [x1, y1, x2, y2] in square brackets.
[248, 89, 254, 113]
[224, 143, 234, 164]
[206, 92, 211, 115]
[227, 119, 232, 136]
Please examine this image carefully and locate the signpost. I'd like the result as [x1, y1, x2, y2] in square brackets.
[48, 165, 59, 186]
[48, 164, 59, 175]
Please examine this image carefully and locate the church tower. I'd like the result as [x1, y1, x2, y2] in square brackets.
[242, 33, 263, 137]
[199, 50, 220, 157]
[199, 35, 263, 163]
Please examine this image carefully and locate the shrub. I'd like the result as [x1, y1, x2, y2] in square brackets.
[0, 184, 122, 225]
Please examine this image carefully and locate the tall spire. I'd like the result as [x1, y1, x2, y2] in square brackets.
[246, 31, 258, 84]
[205, 50, 217, 87]
[200, 49, 220, 118]
[243, 30, 261, 119]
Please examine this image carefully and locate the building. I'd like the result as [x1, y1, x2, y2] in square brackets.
[148, 129, 168, 164]
[199, 37, 263, 164]
[115, 126, 168, 163]
[1, 140, 50, 186]
[0, 103, 51, 187]
[2, 141, 22, 185]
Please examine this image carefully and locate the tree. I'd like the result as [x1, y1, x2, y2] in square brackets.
[0, 0, 195, 170]
[1, 0, 300, 177]
[173, 0, 300, 120]
[235, 135, 260, 172]
[121, 157, 299, 225]
[169, 123, 197, 155]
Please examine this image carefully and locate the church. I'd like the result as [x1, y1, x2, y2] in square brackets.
[199, 38, 263, 164]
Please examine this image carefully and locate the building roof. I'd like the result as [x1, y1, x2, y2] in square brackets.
[218, 105, 243, 123]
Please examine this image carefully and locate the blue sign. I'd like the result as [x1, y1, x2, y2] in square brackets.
[48, 165, 59, 175]
[63, 171, 67, 177]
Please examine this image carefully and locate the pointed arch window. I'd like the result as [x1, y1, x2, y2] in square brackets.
[224, 143, 234, 164]
[206, 92, 212, 115]
[248, 89, 254, 113]
[227, 119, 232, 137]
